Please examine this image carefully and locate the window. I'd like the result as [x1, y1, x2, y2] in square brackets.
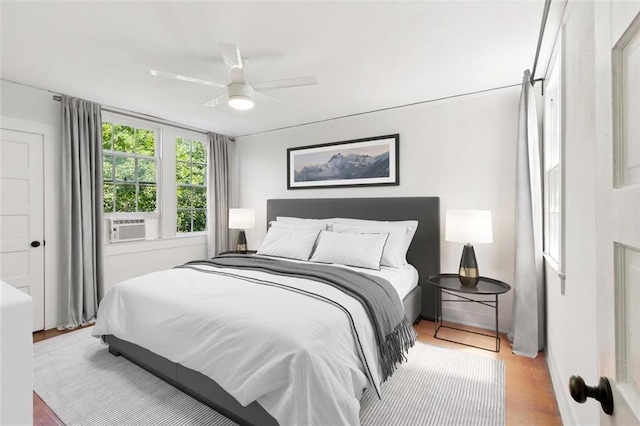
[102, 122, 158, 214]
[543, 45, 563, 272]
[176, 137, 207, 233]
[101, 114, 209, 242]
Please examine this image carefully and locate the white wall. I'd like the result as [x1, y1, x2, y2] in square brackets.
[103, 237, 206, 294]
[0, 80, 207, 329]
[235, 86, 520, 332]
[543, 3, 599, 425]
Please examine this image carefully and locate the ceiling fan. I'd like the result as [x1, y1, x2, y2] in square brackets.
[151, 43, 318, 111]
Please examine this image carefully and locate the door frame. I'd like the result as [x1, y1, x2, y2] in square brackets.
[1, 116, 59, 330]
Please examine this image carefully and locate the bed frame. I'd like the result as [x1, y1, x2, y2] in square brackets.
[105, 196, 440, 426]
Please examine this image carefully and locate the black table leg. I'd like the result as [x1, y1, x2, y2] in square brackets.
[495, 294, 500, 352]
[434, 287, 442, 337]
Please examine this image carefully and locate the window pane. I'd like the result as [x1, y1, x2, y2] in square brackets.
[102, 122, 113, 151]
[192, 187, 206, 209]
[194, 162, 207, 182]
[177, 210, 192, 233]
[176, 161, 190, 184]
[549, 167, 560, 213]
[549, 213, 559, 261]
[192, 164, 205, 186]
[193, 210, 207, 232]
[137, 158, 156, 183]
[114, 156, 135, 182]
[136, 129, 155, 156]
[175, 138, 207, 234]
[103, 121, 160, 216]
[176, 138, 190, 162]
[177, 186, 192, 209]
[103, 183, 114, 212]
[192, 141, 206, 163]
[113, 124, 135, 153]
[138, 184, 157, 212]
[115, 184, 136, 212]
[103, 155, 114, 181]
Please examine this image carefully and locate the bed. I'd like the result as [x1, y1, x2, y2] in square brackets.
[94, 197, 440, 426]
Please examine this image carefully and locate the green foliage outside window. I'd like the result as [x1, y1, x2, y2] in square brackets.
[176, 138, 207, 233]
[102, 122, 157, 213]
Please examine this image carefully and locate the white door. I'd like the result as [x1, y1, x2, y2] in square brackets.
[595, 2, 640, 424]
[0, 128, 45, 331]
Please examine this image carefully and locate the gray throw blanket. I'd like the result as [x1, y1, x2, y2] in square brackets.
[179, 254, 417, 382]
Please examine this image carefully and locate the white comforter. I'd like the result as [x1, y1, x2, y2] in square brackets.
[92, 261, 386, 426]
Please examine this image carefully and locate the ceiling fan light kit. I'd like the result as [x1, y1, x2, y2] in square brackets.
[227, 83, 255, 110]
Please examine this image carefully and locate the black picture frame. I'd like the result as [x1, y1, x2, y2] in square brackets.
[287, 134, 399, 189]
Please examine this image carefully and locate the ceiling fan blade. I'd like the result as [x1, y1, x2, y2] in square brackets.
[219, 43, 244, 70]
[254, 90, 287, 108]
[219, 43, 247, 83]
[252, 76, 318, 91]
[203, 93, 228, 108]
[150, 69, 226, 88]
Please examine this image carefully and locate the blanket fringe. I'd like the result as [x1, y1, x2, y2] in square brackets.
[380, 317, 418, 382]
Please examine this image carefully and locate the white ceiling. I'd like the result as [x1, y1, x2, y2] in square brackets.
[0, 1, 544, 137]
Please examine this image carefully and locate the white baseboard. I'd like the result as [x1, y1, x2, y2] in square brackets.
[546, 345, 576, 425]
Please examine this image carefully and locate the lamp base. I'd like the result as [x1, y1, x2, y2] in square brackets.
[458, 244, 479, 287]
[236, 230, 247, 253]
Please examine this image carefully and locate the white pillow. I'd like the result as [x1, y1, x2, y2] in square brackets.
[309, 230, 389, 270]
[270, 221, 327, 231]
[257, 228, 321, 261]
[332, 223, 407, 268]
[276, 216, 335, 227]
[333, 218, 418, 262]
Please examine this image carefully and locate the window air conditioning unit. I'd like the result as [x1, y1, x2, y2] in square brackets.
[109, 218, 146, 243]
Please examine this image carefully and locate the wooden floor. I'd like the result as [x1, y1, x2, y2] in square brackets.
[32, 321, 562, 425]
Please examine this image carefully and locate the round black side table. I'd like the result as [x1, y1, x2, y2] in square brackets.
[427, 273, 511, 352]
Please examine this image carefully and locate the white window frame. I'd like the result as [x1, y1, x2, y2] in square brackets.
[102, 113, 162, 219]
[542, 35, 565, 278]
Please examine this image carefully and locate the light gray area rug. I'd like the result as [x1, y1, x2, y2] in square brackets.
[34, 328, 505, 425]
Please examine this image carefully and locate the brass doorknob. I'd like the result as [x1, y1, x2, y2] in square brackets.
[569, 375, 614, 415]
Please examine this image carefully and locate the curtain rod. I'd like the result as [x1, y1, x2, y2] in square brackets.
[530, 0, 552, 85]
[51, 94, 227, 138]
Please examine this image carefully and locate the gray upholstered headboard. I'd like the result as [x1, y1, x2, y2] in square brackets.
[266, 197, 440, 319]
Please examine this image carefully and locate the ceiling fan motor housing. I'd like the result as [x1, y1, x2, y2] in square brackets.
[228, 83, 255, 109]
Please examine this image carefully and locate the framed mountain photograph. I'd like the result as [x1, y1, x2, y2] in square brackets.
[287, 134, 399, 189]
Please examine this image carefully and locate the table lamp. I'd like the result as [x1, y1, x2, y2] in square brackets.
[229, 208, 255, 252]
[445, 210, 493, 287]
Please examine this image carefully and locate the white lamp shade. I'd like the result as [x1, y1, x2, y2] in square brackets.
[445, 210, 493, 244]
[229, 208, 255, 229]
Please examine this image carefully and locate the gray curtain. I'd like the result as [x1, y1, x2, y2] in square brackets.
[59, 96, 104, 329]
[508, 70, 545, 357]
[207, 132, 230, 257]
